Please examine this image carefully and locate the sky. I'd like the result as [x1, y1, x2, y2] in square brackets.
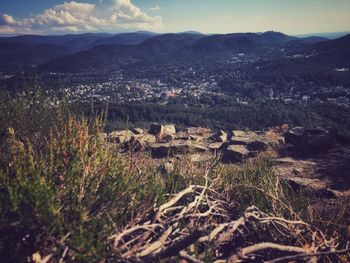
[0, 0, 349, 35]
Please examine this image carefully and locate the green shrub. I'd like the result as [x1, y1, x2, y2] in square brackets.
[216, 159, 310, 219]
[0, 114, 167, 262]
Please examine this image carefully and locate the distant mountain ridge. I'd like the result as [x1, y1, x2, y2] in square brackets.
[0, 31, 349, 73]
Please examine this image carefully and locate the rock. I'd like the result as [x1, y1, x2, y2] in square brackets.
[163, 133, 176, 142]
[230, 130, 258, 145]
[212, 130, 227, 143]
[132, 128, 144, 135]
[283, 177, 338, 198]
[231, 131, 269, 152]
[284, 127, 335, 152]
[223, 145, 250, 162]
[133, 134, 157, 151]
[189, 135, 203, 142]
[123, 133, 157, 152]
[151, 140, 191, 158]
[274, 157, 298, 165]
[109, 130, 134, 144]
[232, 130, 258, 137]
[232, 130, 247, 137]
[186, 127, 212, 135]
[246, 140, 269, 151]
[149, 123, 176, 140]
[231, 136, 255, 145]
[137, 134, 156, 145]
[193, 145, 209, 153]
[208, 142, 224, 151]
[175, 131, 189, 140]
[306, 128, 335, 150]
[127, 137, 144, 152]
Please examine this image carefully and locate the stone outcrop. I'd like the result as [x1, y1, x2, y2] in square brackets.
[151, 140, 192, 158]
[223, 145, 250, 162]
[212, 130, 228, 143]
[109, 130, 134, 144]
[186, 127, 212, 136]
[246, 140, 269, 151]
[208, 142, 224, 151]
[108, 125, 281, 162]
[132, 128, 144, 135]
[128, 134, 157, 151]
[105, 124, 350, 202]
[149, 123, 176, 140]
[284, 127, 335, 152]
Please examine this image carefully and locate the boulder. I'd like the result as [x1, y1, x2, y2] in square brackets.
[137, 134, 156, 145]
[189, 135, 203, 142]
[283, 177, 338, 198]
[160, 133, 176, 143]
[230, 131, 269, 152]
[132, 134, 157, 151]
[132, 128, 144, 135]
[246, 140, 269, 151]
[284, 127, 335, 151]
[212, 130, 228, 143]
[223, 145, 250, 163]
[231, 130, 247, 137]
[109, 130, 134, 144]
[208, 142, 224, 151]
[231, 136, 255, 145]
[151, 140, 191, 158]
[193, 144, 209, 153]
[149, 123, 176, 140]
[175, 131, 189, 140]
[230, 130, 259, 146]
[284, 126, 305, 146]
[186, 127, 212, 135]
[232, 130, 258, 137]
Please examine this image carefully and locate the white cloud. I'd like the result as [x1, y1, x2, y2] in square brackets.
[0, 13, 16, 26]
[0, 0, 163, 35]
[150, 5, 161, 11]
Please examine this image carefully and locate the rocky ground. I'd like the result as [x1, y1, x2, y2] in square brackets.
[105, 124, 350, 201]
[105, 124, 350, 198]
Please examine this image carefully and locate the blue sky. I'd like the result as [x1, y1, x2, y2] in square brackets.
[0, 0, 349, 35]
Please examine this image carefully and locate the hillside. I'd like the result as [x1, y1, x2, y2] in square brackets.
[0, 42, 72, 72]
[311, 34, 350, 66]
[33, 31, 331, 73]
[180, 31, 296, 56]
[0, 31, 347, 74]
[1, 90, 350, 261]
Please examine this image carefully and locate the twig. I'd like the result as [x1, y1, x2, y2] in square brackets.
[229, 242, 306, 262]
[179, 250, 203, 263]
[266, 243, 350, 263]
[59, 247, 68, 263]
[157, 228, 205, 259]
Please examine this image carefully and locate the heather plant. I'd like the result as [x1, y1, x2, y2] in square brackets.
[0, 112, 167, 262]
[216, 158, 310, 218]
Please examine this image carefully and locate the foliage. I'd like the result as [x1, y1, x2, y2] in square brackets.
[104, 99, 350, 134]
[0, 112, 166, 261]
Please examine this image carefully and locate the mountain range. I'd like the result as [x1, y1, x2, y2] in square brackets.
[0, 31, 349, 73]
